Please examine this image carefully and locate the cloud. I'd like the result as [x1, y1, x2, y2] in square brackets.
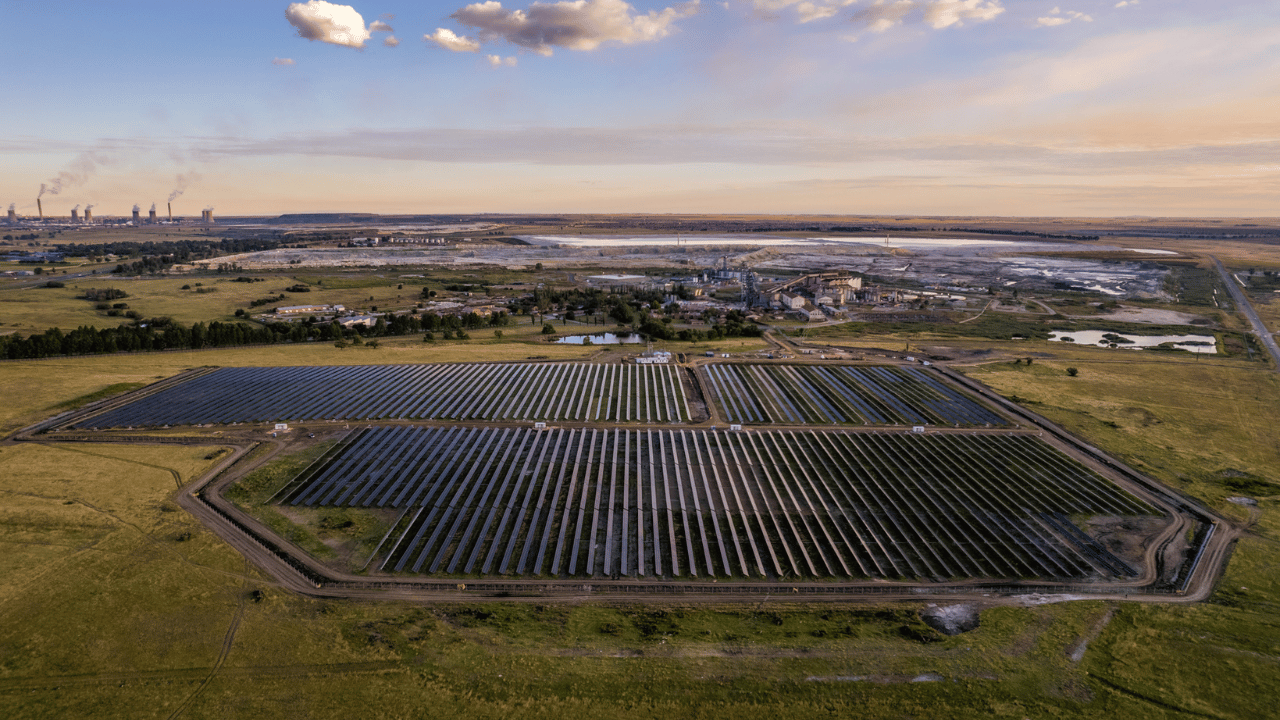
[272, 57, 297, 65]
[369, 20, 394, 32]
[384, 36, 401, 47]
[923, 0, 1003, 29]
[284, 1, 371, 49]
[427, 28, 483, 52]
[851, 0, 1003, 33]
[750, 0, 857, 23]
[488, 54, 519, 67]
[1036, 7, 1092, 27]
[851, 0, 914, 32]
[448, 0, 700, 56]
[1115, 0, 1138, 6]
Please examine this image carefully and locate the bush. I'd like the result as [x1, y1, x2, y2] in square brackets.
[43, 280, 65, 288]
[1067, 367, 1079, 377]
[542, 323, 555, 335]
[423, 331, 435, 342]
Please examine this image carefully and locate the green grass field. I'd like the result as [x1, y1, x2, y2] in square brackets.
[0, 440, 1246, 719]
[0, 345, 1276, 717]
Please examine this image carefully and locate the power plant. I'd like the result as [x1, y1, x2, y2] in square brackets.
[84, 206, 93, 224]
[201, 209, 215, 224]
[8, 206, 17, 223]
[149, 206, 157, 223]
[71, 206, 79, 221]
[132, 206, 141, 223]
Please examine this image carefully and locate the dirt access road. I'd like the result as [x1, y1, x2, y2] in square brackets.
[1214, 255, 1280, 371]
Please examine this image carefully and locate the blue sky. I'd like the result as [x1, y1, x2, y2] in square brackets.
[2, 0, 1277, 216]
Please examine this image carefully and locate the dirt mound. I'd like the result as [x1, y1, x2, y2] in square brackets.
[920, 604, 980, 635]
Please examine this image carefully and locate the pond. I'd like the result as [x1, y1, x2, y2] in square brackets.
[1049, 330, 1217, 354]
[554, 333, 643, 345]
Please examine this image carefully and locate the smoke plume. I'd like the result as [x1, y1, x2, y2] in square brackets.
[38, 150, 111, 197]
[72, 204, 81, 212]
[7, 204, 14, 212]
[150, 203, 156, 212]
[132, 204, 141, 213]
[169, 172, 199, 203]
[85, 204, 94, 212]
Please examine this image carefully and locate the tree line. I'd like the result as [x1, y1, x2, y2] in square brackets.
[0, 309, 513, 360]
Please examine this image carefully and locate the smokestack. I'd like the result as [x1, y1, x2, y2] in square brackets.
[168, 202, 172, 221]
[132, 206, 140, 223]
[202, 208, 214, 224]
[71, 206, 79, 221]
[37, 198, 43, 219]
[149, 207, 157, 223]
[7, 206, 15, 223]
[84, 206, 93, 224]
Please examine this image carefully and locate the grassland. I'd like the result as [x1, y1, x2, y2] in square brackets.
[0, 442, 1237, 719]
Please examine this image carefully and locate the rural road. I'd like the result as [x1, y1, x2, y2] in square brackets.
[1212, 256, 1280, 371]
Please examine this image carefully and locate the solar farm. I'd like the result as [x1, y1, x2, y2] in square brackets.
[78, 363, 688, 426]
[702, 364, 1007, 426]
[70, 360, 1175, 585]
[279, 426, 1153, 581]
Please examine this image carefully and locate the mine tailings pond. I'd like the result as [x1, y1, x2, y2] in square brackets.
[1049, 330, 1217, 354]
[555, 333, 643, 345]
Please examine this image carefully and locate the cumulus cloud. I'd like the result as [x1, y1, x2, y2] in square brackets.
[448, 0, 700, 56]
[370, 20, 394, 32]
[272, 57, 297, 65]
[1115, 0, 1138, 6]
[427, 28, 483, 52]
[285, 1, 371, 49]
[488, 54, 519, 66]
[384, 36, 401, 46]
[923, 0, 1003, 28]
[851, 0, 1003, 32]
[851, 0, 914, 32]
[751, 0, 856, 23]
[1036, 7, 1093, 27]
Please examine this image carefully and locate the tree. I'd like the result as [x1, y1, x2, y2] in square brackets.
[542, 322, 555, 335]
[493, 330, 503, 339]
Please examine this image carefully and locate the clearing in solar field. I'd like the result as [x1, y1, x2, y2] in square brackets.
[78, 363, 689, 427]
[702, 364, 1008, 426]
[279, 426, 1159, 581]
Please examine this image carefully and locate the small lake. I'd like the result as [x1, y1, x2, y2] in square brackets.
[555, 333, 643, 345]
[1049, 331, 1217, 354]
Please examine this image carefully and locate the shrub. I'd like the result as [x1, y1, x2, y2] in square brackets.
[1067, 367, 1079, 377]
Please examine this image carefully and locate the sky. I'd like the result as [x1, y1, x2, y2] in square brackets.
[1, 0, 1277, 217]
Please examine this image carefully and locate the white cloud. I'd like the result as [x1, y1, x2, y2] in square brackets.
[272, 57, 297, 66]
[851, 0, 915, 32]
[370, 20, 394, 32]
[449, 0, 700, 56]
[285, 1, 371, 49]
[1036, 7, 1093, 27]
[1115, 0, 1139, 7]
[751, 0, 857, 23]
[488, 54, 519, 67]
[851, 0, 1003, 33]
[384, 36, 400, 47]
[922, 0, 1004, 29]
[427, 28, 483, 52]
